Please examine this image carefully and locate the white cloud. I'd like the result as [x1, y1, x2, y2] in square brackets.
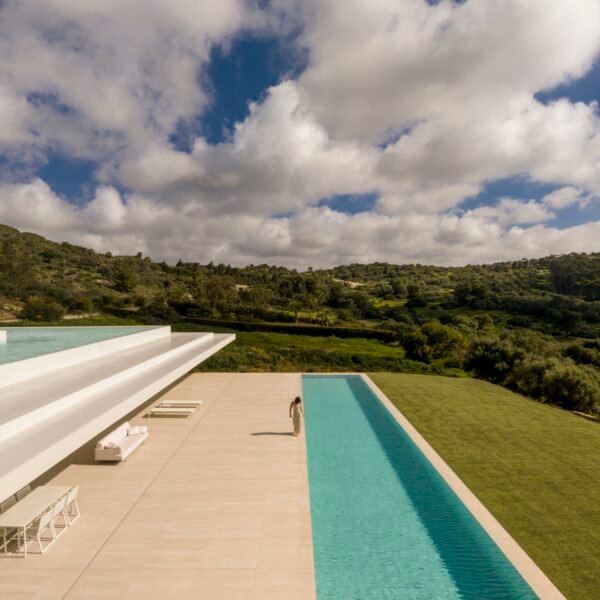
[0, 0, 599, 267]
[468, 197, 555, 226]
[0, 0, 253, 163]
[542, 187, 586, 210]
[1, 181, 598, 269]
[297, 0, 600, 142]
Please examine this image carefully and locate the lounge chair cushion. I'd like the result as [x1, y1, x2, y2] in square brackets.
[94, 421, 148, 462]
[127, 425, 147, 436]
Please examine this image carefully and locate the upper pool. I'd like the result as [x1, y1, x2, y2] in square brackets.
[302, 375, 538, 600]
[0, 326, 155, 365]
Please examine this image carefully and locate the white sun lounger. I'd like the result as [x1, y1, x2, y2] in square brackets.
[157, 400, 203, 407]
[146, 407, 195, 418]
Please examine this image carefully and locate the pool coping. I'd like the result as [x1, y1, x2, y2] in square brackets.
[359, 374, 566, 600]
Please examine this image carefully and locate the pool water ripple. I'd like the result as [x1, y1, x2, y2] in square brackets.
[302, 375, 537, 600]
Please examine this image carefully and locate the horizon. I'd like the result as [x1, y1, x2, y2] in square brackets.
[3, 220, 596, 272]
[0, 1, 599, 269]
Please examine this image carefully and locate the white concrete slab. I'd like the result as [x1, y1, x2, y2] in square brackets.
[0, 331, 234, 501]
[0, 326, 169, 388]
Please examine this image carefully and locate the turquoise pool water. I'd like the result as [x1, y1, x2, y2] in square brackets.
[302, 375, 537, 600]
[0, 326, 155, 365]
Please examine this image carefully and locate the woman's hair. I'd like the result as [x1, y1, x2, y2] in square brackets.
[294, 396, 301, 404]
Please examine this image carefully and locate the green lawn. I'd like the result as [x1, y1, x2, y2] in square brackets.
[370, 373, 600, 600]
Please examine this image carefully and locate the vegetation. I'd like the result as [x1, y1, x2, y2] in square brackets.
[1, 222, 599, 414]
[371, 373, 600, 600]
[20, 296, 66, 322]
[172, 323, 458, 375]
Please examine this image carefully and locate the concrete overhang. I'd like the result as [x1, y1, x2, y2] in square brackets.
[0, 326, 234, 500]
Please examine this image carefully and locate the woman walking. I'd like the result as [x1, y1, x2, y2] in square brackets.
[289, 396, 304, 436]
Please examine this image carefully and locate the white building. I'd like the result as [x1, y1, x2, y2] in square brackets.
[0, 326, 234, 501]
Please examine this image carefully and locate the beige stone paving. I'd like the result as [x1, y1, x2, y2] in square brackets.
[0, 373, 316, 600]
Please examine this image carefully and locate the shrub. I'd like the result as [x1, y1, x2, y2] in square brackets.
[564, 343, 600, 368]
[20, 296, 66, 321]
[509, 356, 554, 400]
[540, 363, 600, 412]
[464, 337, 525, 384]
[111, 261, 138, 293]
[73, 296, 93, 312]
[184, 317, 398, 342]
[404, 329, 433, 363]
[141, 300, 180, 323]
[404, 321, 466, 364]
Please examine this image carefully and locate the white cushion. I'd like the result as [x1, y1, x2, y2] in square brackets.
[128, 425, 149, 436]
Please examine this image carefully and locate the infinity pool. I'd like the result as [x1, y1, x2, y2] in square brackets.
[0, 326, 155, 365]
[302, 375, 537, 600]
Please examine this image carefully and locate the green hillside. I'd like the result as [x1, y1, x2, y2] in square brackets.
[1, 222, 599, 414]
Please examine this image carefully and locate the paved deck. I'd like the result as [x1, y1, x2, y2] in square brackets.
[0, 373, 316, 600]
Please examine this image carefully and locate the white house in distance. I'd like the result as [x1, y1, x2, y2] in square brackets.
[0, 326, 234, 501]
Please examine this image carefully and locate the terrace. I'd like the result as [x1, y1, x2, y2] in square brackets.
[0, 327, 576, 598]
[0, 373, 314, 599]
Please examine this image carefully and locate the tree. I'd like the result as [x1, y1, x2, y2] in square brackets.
[404, 329, 433, 362]
[406, 283, 427, 308]
[541, 363, 600, 412]
[404, 321, 466, 363]
[0, 237, 35, 298]
[464, 337, 525, 384]
[420, 321, 466, 359]
[20, 297, 66, 322]
[112, 261, 138, 293]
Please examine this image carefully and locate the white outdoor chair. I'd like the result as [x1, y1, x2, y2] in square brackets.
[0, 496, 16, 513]
[64, 486, 80, 526]
[51, 494, 69, 538]
[16, 485, 31, 501]
[19, 506, 57, 554]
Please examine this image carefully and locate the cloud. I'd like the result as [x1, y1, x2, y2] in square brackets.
[468, 197, 555, 226]
[0, 0, 254, 164]
[117, 81, 378, 214]
[542, 187, 586, 210]
[0, 180, 598, 269]
[0, 0, 599, 267]
[297, 0, 600, 142]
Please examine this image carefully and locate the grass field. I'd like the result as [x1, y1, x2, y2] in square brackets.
[186, 327, 417, 372]
[370, 373, 600, 600]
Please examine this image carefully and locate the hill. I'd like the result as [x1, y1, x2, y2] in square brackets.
[1, 222, 599, 414]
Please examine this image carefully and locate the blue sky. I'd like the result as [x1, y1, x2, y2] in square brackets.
[0, 1, 598, 267]
[33, 39, 600, 218]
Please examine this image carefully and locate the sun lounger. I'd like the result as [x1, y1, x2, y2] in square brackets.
[157, 400, 203, 408]
[146, 407, 195, 418]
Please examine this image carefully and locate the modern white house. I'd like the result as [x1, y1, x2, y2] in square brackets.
[0, 326, 234, 502]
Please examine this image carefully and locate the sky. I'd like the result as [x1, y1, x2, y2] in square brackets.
[0, 0, 599, 268]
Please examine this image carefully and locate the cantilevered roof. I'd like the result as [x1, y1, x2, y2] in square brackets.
[0, 326, 234, 500]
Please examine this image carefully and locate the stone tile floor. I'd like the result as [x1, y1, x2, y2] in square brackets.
[0, 373, 315, 600]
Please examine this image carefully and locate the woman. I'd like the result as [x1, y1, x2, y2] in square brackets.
[289, 396, 304, 437]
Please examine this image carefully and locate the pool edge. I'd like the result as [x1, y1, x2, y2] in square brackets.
[359, 374, 566, 600]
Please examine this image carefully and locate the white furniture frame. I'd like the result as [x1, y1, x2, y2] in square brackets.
[147, 407, 195, 417]
[158, 400, 203, 408]
[65, 486, 80, 525]
[0, 486, 71, 558]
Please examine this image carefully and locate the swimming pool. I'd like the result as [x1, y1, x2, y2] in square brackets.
[302, 375, 537, 599]
[0, 326, 155, 365]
